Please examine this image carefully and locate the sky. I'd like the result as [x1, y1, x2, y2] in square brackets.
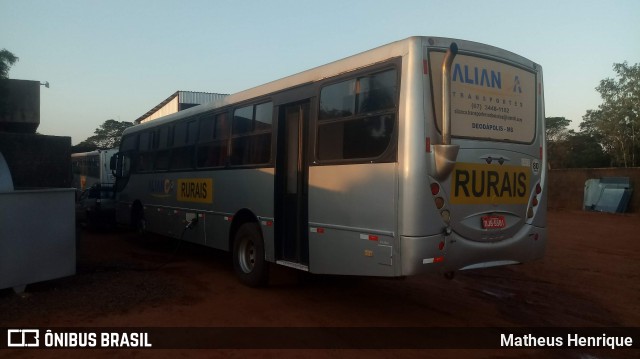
[1, 0, 639, 144]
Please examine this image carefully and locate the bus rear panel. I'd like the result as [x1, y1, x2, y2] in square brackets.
[399, 37, 546, 276]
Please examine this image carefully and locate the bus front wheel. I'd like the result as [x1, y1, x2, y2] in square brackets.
[233, 222, 269, 287]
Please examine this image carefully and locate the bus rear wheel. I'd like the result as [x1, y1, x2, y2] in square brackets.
[233, 222, 269, 287]
[131, 203, 146, 235]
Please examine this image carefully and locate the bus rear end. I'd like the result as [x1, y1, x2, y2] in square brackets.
[403, 37, 546, 275]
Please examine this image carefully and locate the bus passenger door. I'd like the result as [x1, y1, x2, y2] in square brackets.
[275, 101, 310, 267]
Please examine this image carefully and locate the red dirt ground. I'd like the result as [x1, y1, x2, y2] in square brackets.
[1, 210, 638, 358]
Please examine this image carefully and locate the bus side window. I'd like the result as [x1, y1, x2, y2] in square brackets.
[198, 114, 215, 142]
[154, 149, 170, 171]
[231, 133, 271, 165]
[118, 135, 138, 175]
[139, 132, 151, 151]
[89, 156, 99, 178]
[187, 120, 198, 144]
[232, 106, 253, 135]
[254, 102, 272, 132]
[154, 126, 171, 170]
[174, 122, 188, 146]
[170, 120, 195, 170]
[158, 126, 169, 149]
[230, 103, 272, 166]
[319, 79, 356, 120]
[120, 135, 138, 152]
[318, 114, 395, 160]
[137, 131, 154, 172]
[317, 69, 397, 162]
[197, 112, 230, 168]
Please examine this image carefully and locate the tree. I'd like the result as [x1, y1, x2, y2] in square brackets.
[0, 49, 19, 79]
[71, 139, 99, 153]
[83, 119, 134, 149]
[545, 117, 572, 168]
[545, 117, 571, 142]
[564, 131, 611, 168]
[580, 62, 640, 167]
[545, 116, 611, 168]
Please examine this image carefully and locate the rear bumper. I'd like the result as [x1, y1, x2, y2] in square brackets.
[400, 225, 546, 276]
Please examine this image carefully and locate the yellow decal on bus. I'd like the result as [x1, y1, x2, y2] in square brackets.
[177, 178, 213, 204]
[450, 163, 530, 205]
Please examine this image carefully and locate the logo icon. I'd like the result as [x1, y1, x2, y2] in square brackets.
[7, 329, 40, 347]
[513, 75, 522, 93]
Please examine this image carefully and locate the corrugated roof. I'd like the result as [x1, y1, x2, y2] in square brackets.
[134, 91, 228, 124]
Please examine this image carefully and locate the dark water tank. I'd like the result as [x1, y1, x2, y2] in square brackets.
[0, 79, 40, 133]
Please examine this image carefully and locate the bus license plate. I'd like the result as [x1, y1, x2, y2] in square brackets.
[482, 215, 506, 229]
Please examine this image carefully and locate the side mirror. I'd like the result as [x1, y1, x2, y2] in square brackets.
[110, 152, 130, 178]
[110, 154, 120, 178]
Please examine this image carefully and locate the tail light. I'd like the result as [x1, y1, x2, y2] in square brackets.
[528, 181, 542, 218]
[430, 181, 449, 223]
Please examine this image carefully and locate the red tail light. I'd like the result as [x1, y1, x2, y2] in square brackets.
[430, 183, 440, 196]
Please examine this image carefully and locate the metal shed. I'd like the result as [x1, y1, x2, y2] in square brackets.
[135, 91, 228, 124]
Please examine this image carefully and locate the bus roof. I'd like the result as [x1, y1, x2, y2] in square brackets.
[71, 148, 118, 158]
[122, 36, 538, 137]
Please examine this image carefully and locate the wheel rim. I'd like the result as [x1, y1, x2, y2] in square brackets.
[238, 237, 256, 274]
[137, 217, 146, 234]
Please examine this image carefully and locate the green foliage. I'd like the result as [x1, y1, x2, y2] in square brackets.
[580, 62, 640, 167]
[545, 117, 571, 168]
[0, 49, 19, 79]
[547, 61, 638, 169]
[545, 117, 611, 168]
[545, 116, 571, 142]
[71, 140, 99, 154]
[81, 119, 134, 149]
[564, 131, 611, 168]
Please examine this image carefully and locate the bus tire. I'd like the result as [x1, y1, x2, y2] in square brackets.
[233, 222, 269, 287]
[444, 271, 455, 280]
[131, 204, 146, 235]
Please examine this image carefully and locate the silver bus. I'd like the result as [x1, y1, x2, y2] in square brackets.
[111, 36, 547, 286]
[72, 149, 117, 191]
[72, 149, 118, 224]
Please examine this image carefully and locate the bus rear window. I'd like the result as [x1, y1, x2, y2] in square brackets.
[428, 50, 537, 143]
